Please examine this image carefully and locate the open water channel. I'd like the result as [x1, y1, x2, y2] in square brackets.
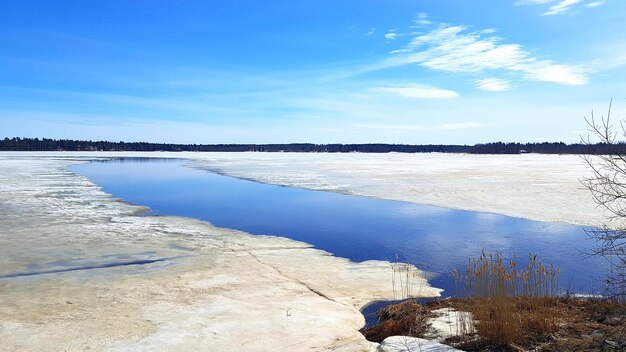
[70, 158, 608, 302]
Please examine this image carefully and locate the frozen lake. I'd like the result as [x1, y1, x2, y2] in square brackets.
[71, 158, 608, 297]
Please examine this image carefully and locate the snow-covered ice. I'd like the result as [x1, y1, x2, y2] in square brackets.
[0, 153, 440, 351]
[3, 151, 600, 226]
[188, 152, 602, 226]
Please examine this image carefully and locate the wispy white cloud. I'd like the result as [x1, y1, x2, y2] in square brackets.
[515, 0, 552, 4]
[439, 122, 491, 130]
[312, 127, 341, 133]
[475, 78, 513, 91]
[384, 24, 589, 85]
[413, 13, 432, 26]
[355, 123, 428, 131]
[565, 129, 588, 135]
[521, 63, 587, 84]
[517, 0, 593, 15]
[542, 0, 581, 15]
[356, 121, 490, 131]
[586, 1, 605, 7]
[365, 27, 376, 36]
[384, 32, 398, 41]
[478, 28, 497, 35]
[371, 85, 458, 99]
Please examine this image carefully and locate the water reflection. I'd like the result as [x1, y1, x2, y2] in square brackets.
[89, 157, 182, 163]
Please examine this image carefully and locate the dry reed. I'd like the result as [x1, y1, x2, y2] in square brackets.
[452, 250, 560, 347]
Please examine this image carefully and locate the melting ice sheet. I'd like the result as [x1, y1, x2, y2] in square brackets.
[70, 158, 608, 296]
[0, 252, 180, 278]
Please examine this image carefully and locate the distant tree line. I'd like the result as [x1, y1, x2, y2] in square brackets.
[1, 137, 625, 154]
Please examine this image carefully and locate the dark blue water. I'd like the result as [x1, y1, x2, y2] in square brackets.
[70, 158, 608, 297]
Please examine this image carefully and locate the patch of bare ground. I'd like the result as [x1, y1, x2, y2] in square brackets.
[361, 297, 626, 351]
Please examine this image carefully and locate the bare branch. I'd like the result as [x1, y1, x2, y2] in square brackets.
[581, 99, 626, 302]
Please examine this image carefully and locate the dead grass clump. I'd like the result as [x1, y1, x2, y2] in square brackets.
[360, 300, 429, 343]
[362, 297, 626, 350]
[452, 250, 560, 347]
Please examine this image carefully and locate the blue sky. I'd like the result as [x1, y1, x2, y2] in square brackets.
[1, 0, 625, 144]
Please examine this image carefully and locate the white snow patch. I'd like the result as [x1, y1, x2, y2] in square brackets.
[378, 336, 462, 351]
